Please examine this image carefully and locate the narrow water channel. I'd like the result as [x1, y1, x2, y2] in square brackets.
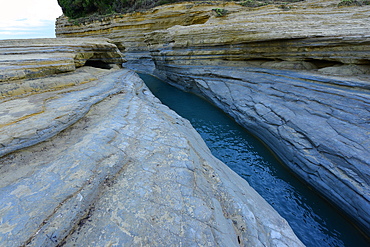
[138, 73, 369, 247]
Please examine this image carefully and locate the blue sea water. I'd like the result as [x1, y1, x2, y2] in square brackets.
[139, 73, 369, 247]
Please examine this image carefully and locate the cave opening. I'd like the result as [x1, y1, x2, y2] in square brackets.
[84, 59, 112, 69]
[357, 59, 370, 65]
[304, 59, 343, 69]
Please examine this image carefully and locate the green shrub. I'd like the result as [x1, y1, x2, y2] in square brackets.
[337, 0, 370, 6]
[338, 0, 359, 6]
[58, 0, 186, 19]
[212, 8, 228, 17]
[57, 0, 308, 20]
[58, 0, 113, 18]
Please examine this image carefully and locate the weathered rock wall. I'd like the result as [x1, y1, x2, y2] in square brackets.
[145, 1, 370, 72]
[55, 2, 245, 73]
[0, 39, 304, 246]
[0, 38, 124, 78]
[151, 63, 370, 235]
[144, 0, 370, 235]
[0, 38, 124, 99]
[56, 1, 370, 75]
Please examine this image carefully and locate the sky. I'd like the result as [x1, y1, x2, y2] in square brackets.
[0, 0, 63, 40]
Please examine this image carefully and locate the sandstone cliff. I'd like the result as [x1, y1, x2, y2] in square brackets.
[55, 1, 245, 73]
[0, 39, 303, 246]
[55, 0, 370, 236]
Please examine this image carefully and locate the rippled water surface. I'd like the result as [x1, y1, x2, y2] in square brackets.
[139, 73, 369, 247]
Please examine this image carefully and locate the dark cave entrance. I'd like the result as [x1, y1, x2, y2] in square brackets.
[84, 59, 112, 69]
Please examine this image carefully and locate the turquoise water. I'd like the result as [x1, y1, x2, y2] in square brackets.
[139, 73, 369, 247]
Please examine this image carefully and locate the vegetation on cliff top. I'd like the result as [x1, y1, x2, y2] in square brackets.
[57, 0, 305, 19]
[337, 0, 370, 6]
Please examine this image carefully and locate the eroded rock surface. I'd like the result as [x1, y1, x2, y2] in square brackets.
[0, 38, 124, 102]
[54, 0, 370, 236]
[150, 64, 370, 234]
[142, 0, 370, 236]
[145, 1, 370, 75]
[0, 40, 303, 246]
[55, 2, 245, 73]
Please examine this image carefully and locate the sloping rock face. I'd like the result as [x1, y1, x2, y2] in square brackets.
[0, 40, 304, 246]
[144, 0, 370, 235]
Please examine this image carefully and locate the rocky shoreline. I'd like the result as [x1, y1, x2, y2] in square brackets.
[0, 39, 303, 246]
[143, 0, 370, 234]
[1, 0, 369, 244]
[55, 0, 370, 235]
[151, 63, 370, 235]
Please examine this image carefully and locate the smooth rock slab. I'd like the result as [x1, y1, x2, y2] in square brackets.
[0, 67, 125, 157]
[0, 69, 303, 246]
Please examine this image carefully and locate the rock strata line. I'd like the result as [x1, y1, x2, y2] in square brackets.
[0, 38, 124, 84]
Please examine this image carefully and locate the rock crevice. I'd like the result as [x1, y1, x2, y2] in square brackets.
[149, 63, 370, 235]
[130, 0, 370, 234]
[0, 39, 303, 246]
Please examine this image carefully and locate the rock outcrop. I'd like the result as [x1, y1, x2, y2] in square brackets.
[55, 1, 245, 73]
[55, 0, 370, 236]
[144, 0, 370, 235]
[0, 38, 124, 99]
[0, 39, 304, 246]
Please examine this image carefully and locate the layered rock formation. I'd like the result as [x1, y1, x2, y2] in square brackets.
[55, 1, 245, 73]
[55, 0, 370, 236]
[0, 38, 124, 99]
[0, 39, 304, 246]
[145, 0, 370, 236]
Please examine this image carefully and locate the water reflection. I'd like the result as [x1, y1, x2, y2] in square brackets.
[139, 73, 369, 247]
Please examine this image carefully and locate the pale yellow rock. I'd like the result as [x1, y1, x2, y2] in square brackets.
[145, 0, 370, 72]
[56, 0, 370, 71]
[55, 2, 245, 72]
[0, 38, 124, 83]
[0, 38, 124, 99]
[56, 2, 240, 52]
